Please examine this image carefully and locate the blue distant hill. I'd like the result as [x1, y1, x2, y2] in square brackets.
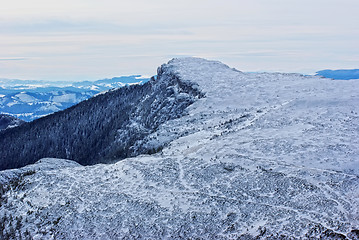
[316, 69, 359, 80]
[0, 75, 150, 121]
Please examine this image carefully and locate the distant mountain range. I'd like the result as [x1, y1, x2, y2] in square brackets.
[0, 75, 149, 121]
[316, 69, 359, 80]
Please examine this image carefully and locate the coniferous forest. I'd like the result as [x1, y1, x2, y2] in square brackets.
[0, 74, 203, 170]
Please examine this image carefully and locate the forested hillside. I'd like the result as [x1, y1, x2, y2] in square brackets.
[0, 74, 203, 170]
[0, 114, 24, 131]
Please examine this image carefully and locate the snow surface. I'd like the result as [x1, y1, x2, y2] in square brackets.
[51, 93, 77, 103]
[14, 92, 37, 103]
[1, 58, 358, 239]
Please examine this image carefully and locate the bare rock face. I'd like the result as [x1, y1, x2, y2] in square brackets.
[0, 58, 358, 239]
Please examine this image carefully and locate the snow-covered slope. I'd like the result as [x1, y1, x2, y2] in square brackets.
[1, 58, 358, 239]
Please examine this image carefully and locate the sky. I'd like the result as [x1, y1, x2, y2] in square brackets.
[0, 0, 358, 81]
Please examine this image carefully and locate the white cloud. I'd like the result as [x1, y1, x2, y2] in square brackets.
[0, 0, 358, 80]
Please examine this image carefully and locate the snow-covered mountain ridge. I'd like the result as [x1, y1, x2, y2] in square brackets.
[1, 58, 358, 239]
[0, 68, 198, 170]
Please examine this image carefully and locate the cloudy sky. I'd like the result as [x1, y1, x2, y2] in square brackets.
[1, 0, 358, 81]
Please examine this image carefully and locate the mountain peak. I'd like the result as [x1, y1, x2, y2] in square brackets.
[0, 58, 358, 239]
